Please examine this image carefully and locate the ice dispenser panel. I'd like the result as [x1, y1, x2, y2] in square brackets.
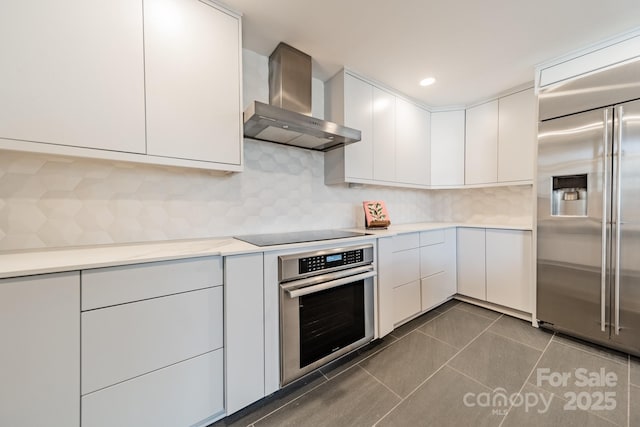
[552, 174, 587, 216]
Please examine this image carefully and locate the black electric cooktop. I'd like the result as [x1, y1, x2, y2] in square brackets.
[234, 229, 369, 247]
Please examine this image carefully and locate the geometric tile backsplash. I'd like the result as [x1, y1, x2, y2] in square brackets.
[0, 48, 533, 251]
[0, 141, 532, 251]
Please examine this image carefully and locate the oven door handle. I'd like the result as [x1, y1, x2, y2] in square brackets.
[284, 268, 377, 299]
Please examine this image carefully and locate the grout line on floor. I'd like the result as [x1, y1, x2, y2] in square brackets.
[446, 364, 494, 391]
[413, 327, 459, 351]
[389, 310, 447, 339]
[484, 328, 550, 353]
[453, 303, 503, 321]
[358, 364, 403, 400]
[373, 313, 503, 426]
[245, 376, 329, 426]
[551, 335, 628, 366]
[497, 332, 554, 427]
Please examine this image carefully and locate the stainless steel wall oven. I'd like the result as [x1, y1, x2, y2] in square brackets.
[279, 244, 375, 386]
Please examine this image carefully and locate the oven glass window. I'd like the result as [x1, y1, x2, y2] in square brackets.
[299, 280, 365, 368]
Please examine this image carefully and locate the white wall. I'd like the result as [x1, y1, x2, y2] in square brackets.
[0, 49, 532, 251]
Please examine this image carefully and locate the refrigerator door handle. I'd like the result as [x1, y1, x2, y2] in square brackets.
[601, 109, 610, 332]
[613, 106, 623, 335]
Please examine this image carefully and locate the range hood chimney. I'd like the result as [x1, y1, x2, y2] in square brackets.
[243, 43, 361, 151]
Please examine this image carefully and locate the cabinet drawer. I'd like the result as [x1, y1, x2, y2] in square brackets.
[392, 232, 420, 252]
[392, 248, 420, 287]
[421, 272, 455, 311]
[419, 229, 445, 246]
[82, 256, 222, 310]
[393, 280, 421, 324]
[82, 349, 223, 427]
[82, 286, 223, 395]
[420, 243, 446, 278]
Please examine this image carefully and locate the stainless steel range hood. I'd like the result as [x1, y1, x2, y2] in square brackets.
[243, 43, 361, 152]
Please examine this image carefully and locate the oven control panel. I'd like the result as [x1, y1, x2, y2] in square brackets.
[299, 249, 364, 274]
[279, 244, 374, 282]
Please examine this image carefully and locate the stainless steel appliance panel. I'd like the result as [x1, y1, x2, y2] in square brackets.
[610, 100, 640, 352]
[537, 108, 611, 342]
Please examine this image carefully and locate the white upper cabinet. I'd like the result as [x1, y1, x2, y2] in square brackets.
[0, 0, 242, 171]
[430, 110, 465, 186]
[344, 73, 374, 180]
[144, 0, 241, 165]
[372, 87, 397, 182]
[0, 0, 146, 153]
[465, 100, 499, 185]
[497, 88, 535, 183]
[396, 98, 430, 186]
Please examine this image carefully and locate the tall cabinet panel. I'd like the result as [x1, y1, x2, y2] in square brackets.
[372, 88, 396, 182]
[0, 272, 80, 427]
[396, 98, 430, 186]
[465, 100, 498, 185]
[430, 110, 465, 186]
[498, 89, 535, 182]
[0, 0, 145, 153]
[344, 74, 374, 180]
[144, 0, 241, 164]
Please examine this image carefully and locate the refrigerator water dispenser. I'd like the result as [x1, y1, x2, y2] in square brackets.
[552, 174, 587, 216]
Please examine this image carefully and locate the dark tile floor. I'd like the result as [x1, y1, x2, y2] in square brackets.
[212, 300, 640, 427]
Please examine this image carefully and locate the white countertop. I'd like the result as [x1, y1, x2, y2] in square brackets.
[0, 221, 532, 279]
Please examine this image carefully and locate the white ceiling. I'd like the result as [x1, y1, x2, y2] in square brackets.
[221, 0, 640, 107]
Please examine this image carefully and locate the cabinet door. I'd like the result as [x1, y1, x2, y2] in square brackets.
[456, 228, 486, 300]
[0, 272, 79, 427]
[393, 280, 421, 324]
[225, 253, 265, 415]
[498, 89, 535, 182]
[82, 286, 223, 395]
[372, 88, 396, 182]
[430, 110, 466, 186]
[0, 0, 145, 153]
[396, 99, 430, 185]
[82, 349, 223, 427]
[486, 229, 532, 312]
[392, 248, 420, 287]
[465, 100, 498, 185]
[344, 74, 374, 180]
[144, 0, 241, 164]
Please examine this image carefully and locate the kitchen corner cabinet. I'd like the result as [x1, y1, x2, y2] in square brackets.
[0, 272, 80, 427]
[430, 110, 465, 186]
[324, 70, 430, 187]
[464, 89, 535, 186]
[387, 229, 456, 328]
[457, 228, 532, 313]
[0, 0, 242, 172]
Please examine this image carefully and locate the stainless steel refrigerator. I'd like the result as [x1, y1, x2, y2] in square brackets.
[537, 58, 640, 356]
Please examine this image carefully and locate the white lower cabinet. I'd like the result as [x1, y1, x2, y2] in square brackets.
[224, 253, 265, 415]
[81, 256, 224, 426]
[457, 227, 532, 313]
[389, 229, 457, 327]
[82, 349, 223, 427]
[486, 229, 532, 312]
[393, 280, 422, 323]
[456, 228, 487, 300]
[0, 272, 80, 427]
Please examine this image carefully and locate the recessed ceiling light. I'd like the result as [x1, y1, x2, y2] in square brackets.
[419, 77, 436, 87]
